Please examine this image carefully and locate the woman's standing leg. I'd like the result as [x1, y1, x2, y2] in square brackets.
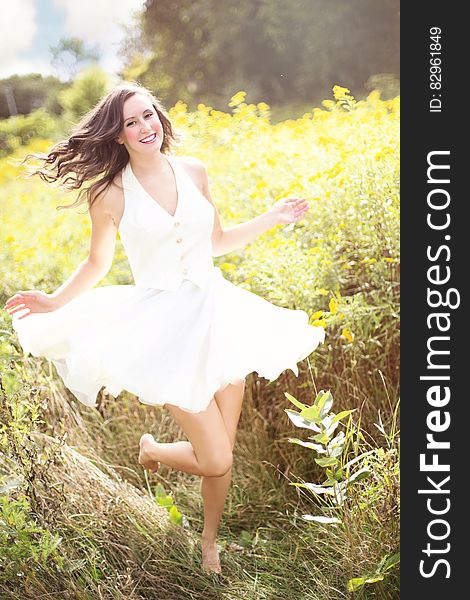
[200, 379, 246, 571]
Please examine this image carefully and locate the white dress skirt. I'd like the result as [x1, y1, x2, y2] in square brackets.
[12, 155, 325, 413]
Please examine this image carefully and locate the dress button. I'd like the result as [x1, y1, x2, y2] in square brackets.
[174, 221, 181, 227]
[176, 237, 182, 244]
[182, 268, 188, 276]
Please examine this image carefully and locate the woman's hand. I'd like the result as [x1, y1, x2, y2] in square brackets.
[267, 196, 310, 225]
[3, 290, 61, 320]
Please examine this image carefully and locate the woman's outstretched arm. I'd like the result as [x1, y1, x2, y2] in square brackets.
[192, 158, 309, 257]
[4, 188, 118, 319]
[49, 197, 117, 307]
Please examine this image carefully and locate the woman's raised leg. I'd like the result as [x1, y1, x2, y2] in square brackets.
[138, 398, 233, 477]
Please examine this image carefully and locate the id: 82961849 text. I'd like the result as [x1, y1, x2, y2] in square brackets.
[429, 26, 443, 113]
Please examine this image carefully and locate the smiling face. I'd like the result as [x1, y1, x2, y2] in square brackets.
[116, 93, 164, 156]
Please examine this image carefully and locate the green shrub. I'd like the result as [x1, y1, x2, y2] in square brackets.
[284, 387, 400, 595]
[58, 65, 112, 121]
[0, 109, 57, 156]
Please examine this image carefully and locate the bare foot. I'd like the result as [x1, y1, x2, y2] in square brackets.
[138, 433, 161, 473]
[202, 539, 221, 574]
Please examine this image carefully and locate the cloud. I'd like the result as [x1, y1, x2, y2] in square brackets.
[0, 0, 37, 69]
[54, 0, 145, 47]
[0, 0, 146, 79]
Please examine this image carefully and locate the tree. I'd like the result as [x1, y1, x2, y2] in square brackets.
[119, 0, 399, 109]
[50, 37, 100, 82]
[0, 74, 65, 119]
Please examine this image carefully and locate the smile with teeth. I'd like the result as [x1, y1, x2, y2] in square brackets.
[140, 133, 157, 143]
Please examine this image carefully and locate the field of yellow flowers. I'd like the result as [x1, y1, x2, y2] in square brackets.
[0, 87, 399, 599]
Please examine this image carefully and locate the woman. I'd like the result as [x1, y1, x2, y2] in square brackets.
[4, 82, 324, 573]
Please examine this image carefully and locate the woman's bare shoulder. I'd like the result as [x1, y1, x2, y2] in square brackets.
[175, 155, 207, 192]
[89, 172, 124, 229]
[176, 155, 205, 166]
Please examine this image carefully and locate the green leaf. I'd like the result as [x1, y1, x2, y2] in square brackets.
[347, 578, 366, 592]
[313, 389, 328, 405]
[326, 422, 340, 437]
[347, 575, 384, 592]
[329, 444, 344, 458]
[284, 409, 321, 432]
[302, 515, 342, 524]
[328, 432, 345, 457]
[300, 405, 322, 422]
[239, 530, 254, 548]
[312, 432, 330, 444]
[332, 482, 347, 505]
[290, 482, 335, 495]
[153, 483, 167, 498]
[168, 505, 182, 526]
[156, 495, 174, 508]
[343, 449, 376, 471]
[288, 438, 327, 453]
[331, 409, 355, 424]
[333, 467, 343, 480]
[382, 552, 400, 572]
[365, 575, 385, 584]
[345, 467, 371, 485]
[284, 392, 307, 411]
[317, 390, 333, 418]
[323, 466, 343, 483]
[328, 431, 345, 448]
[315, 456, 339, 467]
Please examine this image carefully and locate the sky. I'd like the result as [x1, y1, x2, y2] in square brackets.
[0, 0, 146, 79]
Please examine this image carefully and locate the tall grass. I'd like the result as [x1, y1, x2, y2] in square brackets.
[0, 353, 399, 599]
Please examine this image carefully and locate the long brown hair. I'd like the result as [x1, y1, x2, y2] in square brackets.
[24, 82, 181, 211]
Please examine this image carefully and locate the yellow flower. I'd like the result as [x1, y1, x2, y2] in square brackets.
[257, 102, 270, 113]
[326, 163, 341, 178]
[367, 90, 381, 104]
[329, 298, 338, 314]
[220, 263, 236, 273]
[333, 85, 351, 100]
[228, 91, 247, 108]
[342, 328, 355, 343]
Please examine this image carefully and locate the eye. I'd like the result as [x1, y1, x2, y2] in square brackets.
[126, 120, 136, 127]
[144, 111, 154, 119]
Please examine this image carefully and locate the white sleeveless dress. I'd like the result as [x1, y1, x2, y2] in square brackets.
[11, 155, 325, 413]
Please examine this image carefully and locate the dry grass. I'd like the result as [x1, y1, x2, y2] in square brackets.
[1, 354, 399, 599]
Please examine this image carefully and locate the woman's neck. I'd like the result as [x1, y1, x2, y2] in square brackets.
[128, 151, 168, 176]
